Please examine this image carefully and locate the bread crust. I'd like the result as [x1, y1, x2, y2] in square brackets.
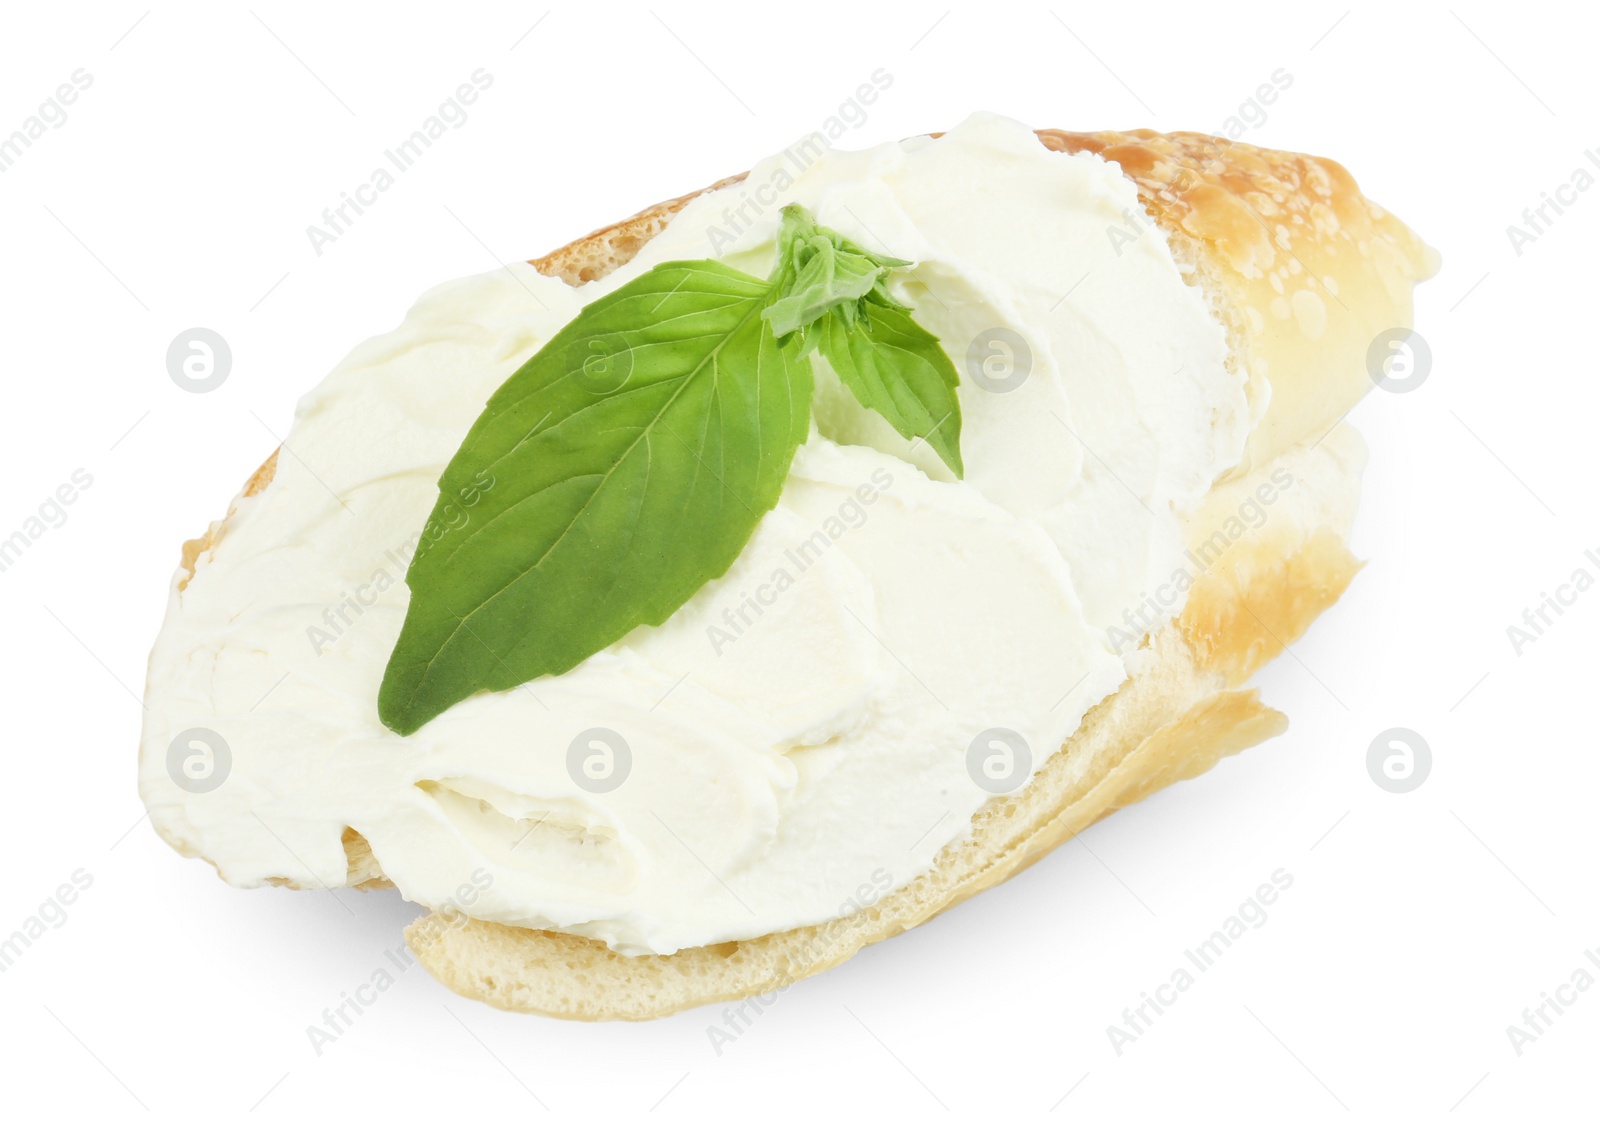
[160, 128, 1431, 1020]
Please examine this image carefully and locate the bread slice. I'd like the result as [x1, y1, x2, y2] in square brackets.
[169, 128, 1434, 1019]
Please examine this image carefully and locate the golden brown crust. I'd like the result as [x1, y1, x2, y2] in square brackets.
[242, 447, 281, 498]
[1096, 687, 1288, 818]
[531, 174, 744, 285]
[1041, 130, 1437, 467]
[1179, 526, 1363, 687]
[177, 448, 280, 591]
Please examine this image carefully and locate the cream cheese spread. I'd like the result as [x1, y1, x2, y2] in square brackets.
[139, 113, 1352, 954]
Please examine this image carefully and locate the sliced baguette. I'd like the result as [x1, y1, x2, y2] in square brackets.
[170, 128, 1434, 1019]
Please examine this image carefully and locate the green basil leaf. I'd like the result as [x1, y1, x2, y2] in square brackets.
[377, 260, 813, 734]
[762, 205, 908, 338]
[817, 298, 964, 479]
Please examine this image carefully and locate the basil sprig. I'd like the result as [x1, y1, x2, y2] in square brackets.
[378, 206, 963, 734]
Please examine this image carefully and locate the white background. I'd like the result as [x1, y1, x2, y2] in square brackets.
[1, 1, 1593, 1119]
